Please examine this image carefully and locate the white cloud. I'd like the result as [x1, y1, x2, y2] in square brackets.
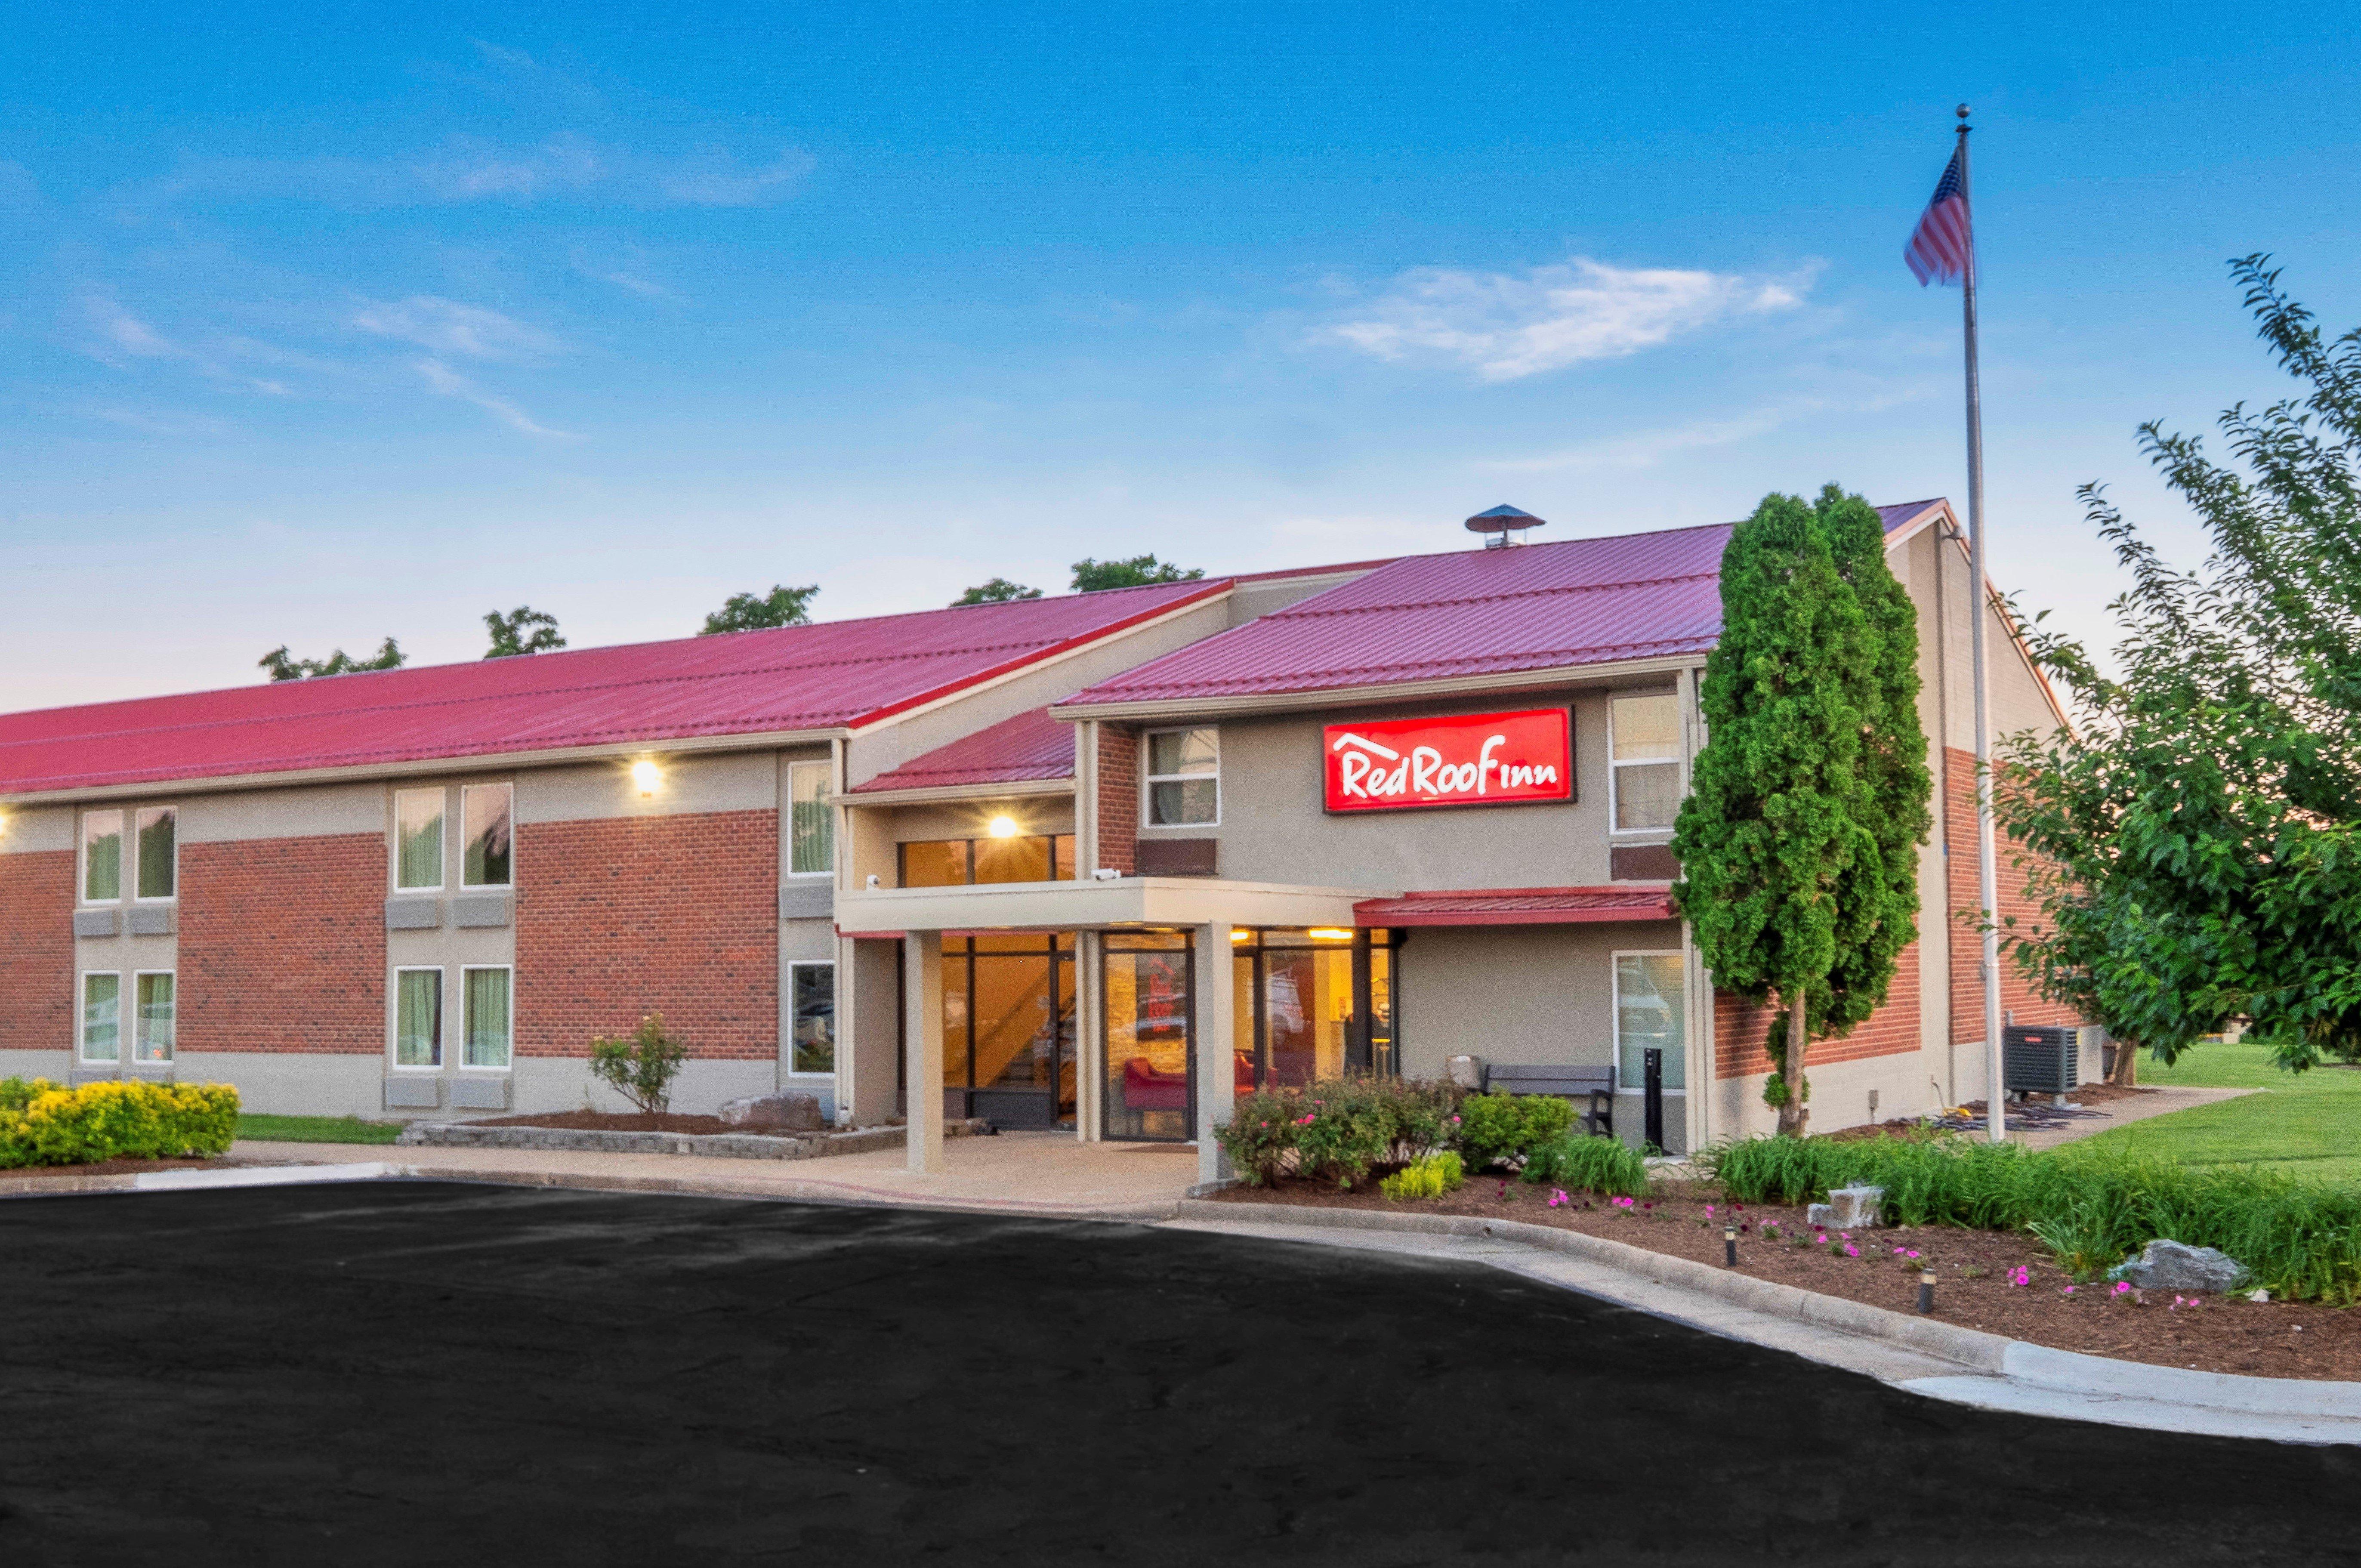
[1486, 390, 1918, 473]
[1321, 256, 1812, 382]
[352, 296, 561, 361]
[651, 147, 815, 207]
[569, 249, 674, 299]
[414, 359, 579, 440]
[81, 295, 182, 365]
[145, 135, 814, 211]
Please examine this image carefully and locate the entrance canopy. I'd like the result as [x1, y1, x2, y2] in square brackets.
[835, 876, 1380, 938]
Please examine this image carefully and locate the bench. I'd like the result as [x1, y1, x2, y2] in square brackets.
[1480, 1064, 1615, 1139]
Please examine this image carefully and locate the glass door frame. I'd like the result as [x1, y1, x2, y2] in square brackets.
[1099, 929, 1197, 1143]
[1229, 927, 1399, 1091]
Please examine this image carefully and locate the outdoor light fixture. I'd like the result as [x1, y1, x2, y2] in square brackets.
[1918, 1266, 1937, 1315]
[1229, 929, 1251, 943]
[1724, 1222, 1738, 1268]
[986, 814, 1019, 839]
[630, 759, 662, 796]
[1307, 928, 1354, 942]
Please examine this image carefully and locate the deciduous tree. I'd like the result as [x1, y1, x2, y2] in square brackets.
[1071, 555, 1202, 591]
[952, 577, 1043, 606]
[258, 638, 405, 680]
[484, 606, 565, 658]
[701, 583, 818, 634]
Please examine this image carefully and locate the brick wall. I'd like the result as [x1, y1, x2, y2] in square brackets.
[1713, 940, 1923, 1079]
[1094, 722, 1138, 876]
[181, 834, 386, 1054]
[1944, 747, 2079, 1034]
[0, 851, 72, 1052]
[515, 810, 778, 1060]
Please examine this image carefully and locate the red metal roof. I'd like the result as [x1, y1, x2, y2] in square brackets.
[1355, 886, 1677, 926]
[1060, 502, 1943, 709]
[848, 707, 1076, 795]
[0, 581, 1225, 798]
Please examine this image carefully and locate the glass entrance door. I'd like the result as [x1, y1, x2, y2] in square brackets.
[942, 934, 1076, 1129]
[1102, 932, 1194, 1141]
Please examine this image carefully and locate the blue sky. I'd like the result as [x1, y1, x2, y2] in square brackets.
[5, 3, 2357, 710]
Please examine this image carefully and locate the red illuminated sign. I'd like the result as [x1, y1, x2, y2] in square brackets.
[1322, 709, 1573, 813]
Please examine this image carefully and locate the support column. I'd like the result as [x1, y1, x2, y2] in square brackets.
[905, 931, 945, 1173]
[1194, 921, 1235, 1190]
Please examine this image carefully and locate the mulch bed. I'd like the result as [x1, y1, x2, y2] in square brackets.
[0, 1156, 239, 1181]
[1210, 1178, 2361, 1380]
[473, 1111, 822, 1136]
[1820, 1085, 2157, 1142]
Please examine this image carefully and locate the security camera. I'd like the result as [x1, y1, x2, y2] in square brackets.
[865, 874, 880, 889]
[1092, 867, 1121, 882]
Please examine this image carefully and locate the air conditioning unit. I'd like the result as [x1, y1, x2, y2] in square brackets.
[2003, 1025, 2078, 1095]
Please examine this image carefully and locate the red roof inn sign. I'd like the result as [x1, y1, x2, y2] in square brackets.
[1323, 709, 1573, 813]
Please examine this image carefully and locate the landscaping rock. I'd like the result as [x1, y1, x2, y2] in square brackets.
[717, 1090, 826, 1131]
[1804, 1185, 1886, 1230]
[2107, 1238, 2247, 1293]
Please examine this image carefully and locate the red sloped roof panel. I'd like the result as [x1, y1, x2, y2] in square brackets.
[0, 581, 1223, 797]
[848, 707, 1076, 793]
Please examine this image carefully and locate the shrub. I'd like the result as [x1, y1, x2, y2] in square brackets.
[0, 1079, 241, 1169]
[1380, 1151, 1465, 1201]
[588, 1013, 689, 1115]
[1213, 1076, 1464, 1189]
[1452, 1092, 1577, 1172]
[1697, 1132, 2361, 1302]
[1216, 1087, 1309, 1187]
[1522, 1131, 1650, 1198]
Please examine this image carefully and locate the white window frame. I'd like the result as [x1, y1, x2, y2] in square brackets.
[132, 804, 178, 904]
[132, 969, 176, 1065]
[1141, 726, 1220, 828]
[786, 959, 836, 1077]
[459, 963, 515, 1073]
[391, 965, 446, 1072]
[79, 970, 123, 1065]
[787, 759, 834, 880]
[459, 783, 515, 891]
[393, 787, 447, 893]
[1611, 948, 1687, 1096]
[80, 809, 124, 906]
[1607, 692, 1683, 838]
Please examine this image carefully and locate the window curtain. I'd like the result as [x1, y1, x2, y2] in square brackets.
[463, 786, 513, 887]
[83, 813, 123, 902]
[397, 793, 444, 889]
[790, 762, 833, 876]
[135, 973, 176, 1064]
[82, 974, 121, 1062]
[396, 970, 442, 1067]
[464, 969, 511, 1068]
[135, 807, 176, 899]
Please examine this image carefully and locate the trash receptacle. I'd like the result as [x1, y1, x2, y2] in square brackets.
[1445, 1055, 1484, 1090]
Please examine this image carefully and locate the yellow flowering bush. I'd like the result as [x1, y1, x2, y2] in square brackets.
[0, 1077, 241, 1168]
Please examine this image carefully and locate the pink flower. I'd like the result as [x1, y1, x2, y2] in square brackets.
[1892, 1246, 1907, 1255]
[1547, 1188, 1570, 1209]
[1704, 1204, 1716, 1217]
[1815, 1233, 1830, 1246]
[1841, 1244, 1860, 1258]
[1905, 1250, 1921, 1261]
[1611, 1196, 1636, 1209]
[2061, 1285, 2077, 1296]
[2111, 1281, 2133, 1297]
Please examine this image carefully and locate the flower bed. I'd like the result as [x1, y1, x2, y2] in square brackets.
[1209, 1178, 2361, 1380]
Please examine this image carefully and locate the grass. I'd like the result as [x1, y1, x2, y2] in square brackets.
[2085, 1040, 2361, 1186]
[235, 1113, 405, 1146]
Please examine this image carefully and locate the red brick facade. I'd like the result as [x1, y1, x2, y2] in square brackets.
[1944, 747, 2078, 1035]
[1713, 941, 1923, 1080]
[515, 811, 778, 1060]
[181, 834, 387, 1054]
[0, 850, 73, 1053]
[1093, 722, 1139, 876]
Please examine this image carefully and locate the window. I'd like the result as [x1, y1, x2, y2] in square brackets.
[898, 834, 1074, 887]
[789, 760, 833, 877]
[463, 966, 512, 1069]
[395, 789, 445, 890]
[461, 784, 513, 889]
[395, 968, 443, 1068]
[1614, 952, 1685, 1092]
[133, 806, 176, 900]
[134, 972, 176, 1064]
[1609, 694, 1682, 833]
[80, 973, 121, 1063]
[1144, 728, 1218, 826]
[81, 811, 123, 904]
[789, 961, 835, 1075]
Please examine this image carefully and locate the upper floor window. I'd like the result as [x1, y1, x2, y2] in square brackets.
[1145, 727, 1218, 826]
[1609, 694, 1682, 834]
[395, 788, 444, 890]
[134, 806, 176, 900]
[461, 784, 513, 889]
[789, 760, 833, 877]
[900, 834, 1076, 887]
[81, 811, 123, 904]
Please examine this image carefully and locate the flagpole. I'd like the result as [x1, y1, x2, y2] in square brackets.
[1956, 103, 2005, 1144]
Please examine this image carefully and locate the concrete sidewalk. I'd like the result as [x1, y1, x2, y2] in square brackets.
[2013, 1085, 2256, 1151]
[231, 1130, 1202, 1215]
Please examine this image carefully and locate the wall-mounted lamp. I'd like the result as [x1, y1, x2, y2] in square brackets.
[1308, 928, 1355, 942]
[630, 759, 662, 797]
[986, 813, 1019, 839]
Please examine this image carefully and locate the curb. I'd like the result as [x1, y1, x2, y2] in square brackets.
[0, 1162, 399, 1199]
[1172, 1199, 2008, 1371]
[392, 1120, 990, 1161]
[378, 1161, 1189, 1221]
[1170, 1199, 2361, 1432]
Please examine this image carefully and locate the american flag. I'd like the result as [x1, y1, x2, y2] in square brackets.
[1904, 142, 1972, 286]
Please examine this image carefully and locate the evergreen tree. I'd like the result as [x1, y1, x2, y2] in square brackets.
[1672, 491, 1889, 1135]
[484, 606, 565, 658]
[701, 583, 819, 634]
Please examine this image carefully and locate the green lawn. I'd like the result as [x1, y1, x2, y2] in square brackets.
[235, 1113, 405, 1146]
[2080, 1040, 2361, 1185]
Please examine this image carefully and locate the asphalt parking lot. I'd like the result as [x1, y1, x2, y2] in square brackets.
[3, 1181, 2352, 1565]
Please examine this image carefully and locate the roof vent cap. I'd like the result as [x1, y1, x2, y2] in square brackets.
[1464, 503, 1546, 549]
